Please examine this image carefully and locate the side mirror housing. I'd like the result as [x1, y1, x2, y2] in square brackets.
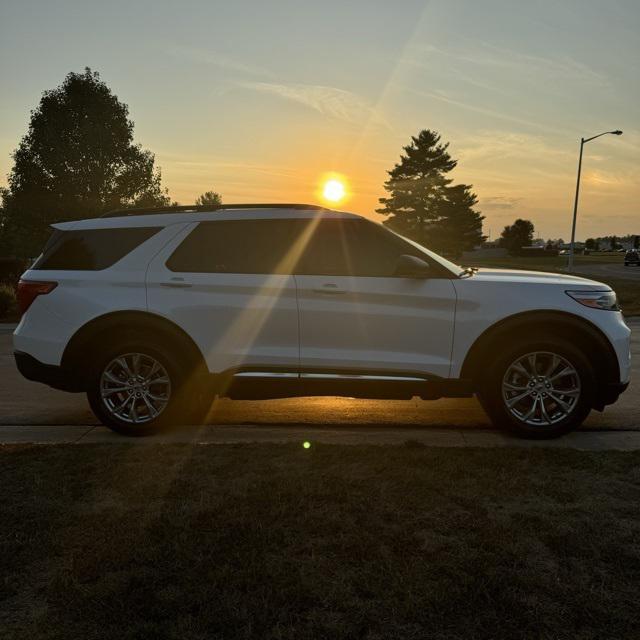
[394, 254, 430, 278]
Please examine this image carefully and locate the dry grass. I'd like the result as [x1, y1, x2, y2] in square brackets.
[1, 443, 640, 639]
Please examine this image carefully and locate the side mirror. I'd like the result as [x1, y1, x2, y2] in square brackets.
[394, 254, 430, 278]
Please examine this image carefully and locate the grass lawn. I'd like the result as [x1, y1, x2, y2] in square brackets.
[2, 443, 640, 639]
[463, 255, 640, 316]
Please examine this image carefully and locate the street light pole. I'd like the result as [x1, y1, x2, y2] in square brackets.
[567, 130, 623, 272]
[568, 138, 585, 272]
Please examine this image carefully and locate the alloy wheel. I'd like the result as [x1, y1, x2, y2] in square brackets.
[502, 351, 581, 426]
[100, 352, 171, 424]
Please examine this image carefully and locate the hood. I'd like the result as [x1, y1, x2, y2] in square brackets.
[469, 267, 610, 289]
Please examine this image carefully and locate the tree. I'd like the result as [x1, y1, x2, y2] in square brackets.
[499, 219, 534, 254]
[0, 68, 171, 258]
[376, 129, 485, 257]
[634, 236, 639, 250]
[610, 236, 618, 251]
[585, 238, 597, 251]
[195, 190, 222, 207]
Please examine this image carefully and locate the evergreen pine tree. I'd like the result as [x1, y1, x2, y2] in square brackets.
[376, 130, 485, 257]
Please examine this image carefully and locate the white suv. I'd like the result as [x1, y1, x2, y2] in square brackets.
[13, 204, 631, 438]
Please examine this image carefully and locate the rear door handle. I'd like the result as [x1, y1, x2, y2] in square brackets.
[313, 283, 346, 294]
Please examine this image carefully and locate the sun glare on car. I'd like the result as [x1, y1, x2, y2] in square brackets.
[322, 178, 346, 203]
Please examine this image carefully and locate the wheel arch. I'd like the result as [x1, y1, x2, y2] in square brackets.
[61, 311, 208, 382]
[460, 310, 620, 397]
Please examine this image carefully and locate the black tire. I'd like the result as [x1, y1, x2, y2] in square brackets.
[477, 338, 595, 439]
[86, 333, 204, 436]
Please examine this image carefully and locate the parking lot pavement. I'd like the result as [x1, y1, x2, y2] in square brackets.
[1, 318, 638, 432]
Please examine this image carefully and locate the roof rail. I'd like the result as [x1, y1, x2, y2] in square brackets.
[101, 203, 327, 218]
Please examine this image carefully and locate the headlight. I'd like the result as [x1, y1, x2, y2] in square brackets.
[566, 290, 619, 311]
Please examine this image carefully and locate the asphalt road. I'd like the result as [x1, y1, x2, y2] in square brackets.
[1, 320, 638, 430]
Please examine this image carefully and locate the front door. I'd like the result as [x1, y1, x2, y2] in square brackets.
[294, 219, 457, 378]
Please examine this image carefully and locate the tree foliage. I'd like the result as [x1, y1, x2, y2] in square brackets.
[376, 129, 485, 257]
[499, 219, 535, 253]
[0, 68, 171, 257]
[195, 190, 222, 207]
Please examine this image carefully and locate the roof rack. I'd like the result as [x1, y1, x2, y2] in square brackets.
[101, 203, 327, 218]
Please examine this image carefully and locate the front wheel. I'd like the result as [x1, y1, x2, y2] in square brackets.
[477, 341, 595, 438]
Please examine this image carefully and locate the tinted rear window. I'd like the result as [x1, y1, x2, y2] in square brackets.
[32, 227, 159, 271]
[167, 220, 306, 274]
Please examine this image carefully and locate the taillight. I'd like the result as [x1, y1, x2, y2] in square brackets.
[16, 280, 58, 316]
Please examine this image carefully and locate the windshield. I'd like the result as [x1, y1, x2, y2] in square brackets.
[389, 230, 464, 276]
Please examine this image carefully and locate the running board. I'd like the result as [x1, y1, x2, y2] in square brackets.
[215, 371, 473, 401]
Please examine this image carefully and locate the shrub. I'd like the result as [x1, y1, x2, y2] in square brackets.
[0, 283, 17, 318]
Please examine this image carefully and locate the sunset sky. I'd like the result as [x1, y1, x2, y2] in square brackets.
[1, 0, 638, 240]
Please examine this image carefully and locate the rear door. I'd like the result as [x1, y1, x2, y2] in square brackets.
[146, 219, 300, 374]
[294, 219, 457, 378]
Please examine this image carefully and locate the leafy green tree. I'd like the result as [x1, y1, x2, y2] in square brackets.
[0, 68, 171, 258]
[376, 129, 485, 257]
[610, 236, 618, 250]
[499, 219, 534, 254]
[195, 190, 222, 207]
[634, 236, 639, 250]
[585, 238, 597, 251]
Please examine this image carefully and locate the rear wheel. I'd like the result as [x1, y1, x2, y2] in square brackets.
[87, 336, 204, 435]
[477, 340, 594, 438]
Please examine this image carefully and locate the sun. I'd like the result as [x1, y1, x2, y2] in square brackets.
[322, 178, 346, 203]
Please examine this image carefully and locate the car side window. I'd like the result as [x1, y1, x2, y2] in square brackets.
[32, 227, 160, 271]
[166, 219, 303, 274]
[295, 219, 435, 277]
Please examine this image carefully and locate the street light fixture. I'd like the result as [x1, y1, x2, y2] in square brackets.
[567, 129, 623, 271]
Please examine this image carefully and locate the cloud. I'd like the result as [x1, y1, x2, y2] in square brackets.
[239, 82, 389, 128]
[408, 42, 607, 85]
[481, 196, 523, 210]
[168, 46, 275, 78]
[411, 89, 567, 135]
[456, 130, 573, 164]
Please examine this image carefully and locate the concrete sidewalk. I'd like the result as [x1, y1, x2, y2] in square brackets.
[2, 424, 640, 450]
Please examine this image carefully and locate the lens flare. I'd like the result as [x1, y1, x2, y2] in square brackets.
[303, 441, 311, 449]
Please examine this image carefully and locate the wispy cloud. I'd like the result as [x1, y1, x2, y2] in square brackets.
[155, 151, 300, 179]
[481, 196, 523, 210]
[239, 81, 389, 128]
[411, 89, 565, 135]
[457, 131, 573, 163]
[168, 46, 275, 78]
[408, 42, 607, 85]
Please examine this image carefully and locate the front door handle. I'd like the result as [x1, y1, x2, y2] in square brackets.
[313, 283, 346, 294]
[161, 278, 192, 288]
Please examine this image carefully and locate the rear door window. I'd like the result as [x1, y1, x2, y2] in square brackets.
[32, 227, 160, 270]
[166, 219, 308, 274]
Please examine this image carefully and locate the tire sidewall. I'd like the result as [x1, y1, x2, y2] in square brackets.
[479, 338, 595, 439]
